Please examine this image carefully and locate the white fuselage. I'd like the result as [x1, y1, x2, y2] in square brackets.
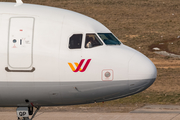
[0, 2, 157, 107]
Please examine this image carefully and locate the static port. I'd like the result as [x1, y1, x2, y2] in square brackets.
[105, 72, 111, 78]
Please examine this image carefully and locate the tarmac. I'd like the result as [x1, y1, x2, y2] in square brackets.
[2, 105, 180, 120]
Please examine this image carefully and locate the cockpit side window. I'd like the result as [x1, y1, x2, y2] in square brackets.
[69, 34, 82, 49]
[98, 33, 121, 45]
[85, 34, 103, 48]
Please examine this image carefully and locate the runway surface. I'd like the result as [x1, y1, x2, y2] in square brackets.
[2, 105, 180, 120]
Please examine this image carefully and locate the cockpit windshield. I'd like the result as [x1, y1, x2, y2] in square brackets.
[98, 33, 121, 45]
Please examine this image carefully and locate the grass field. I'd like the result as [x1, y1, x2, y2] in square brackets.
[1, 0, 180, 112]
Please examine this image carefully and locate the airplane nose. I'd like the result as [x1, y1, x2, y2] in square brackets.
[128, 52, 157, 92]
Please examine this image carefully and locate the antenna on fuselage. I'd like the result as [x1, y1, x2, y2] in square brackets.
[14, 0, 23, 7]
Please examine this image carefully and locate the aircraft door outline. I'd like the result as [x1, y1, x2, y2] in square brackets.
[7, 17, 35, 72]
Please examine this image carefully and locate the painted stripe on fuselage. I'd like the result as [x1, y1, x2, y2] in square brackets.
[0, 78, 155, 107]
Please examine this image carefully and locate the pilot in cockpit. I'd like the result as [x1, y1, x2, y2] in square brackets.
[86, 36, 93, 48]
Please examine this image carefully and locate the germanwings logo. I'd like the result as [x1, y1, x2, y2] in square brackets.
[68, 59, 91, 72]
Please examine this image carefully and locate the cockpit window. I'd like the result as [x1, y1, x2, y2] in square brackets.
[98, 33, 121, 45]
[69, 34, 82, 49]
[85, 34, 103, 48]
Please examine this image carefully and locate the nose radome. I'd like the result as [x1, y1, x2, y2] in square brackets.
[129, 53, 157, 80]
